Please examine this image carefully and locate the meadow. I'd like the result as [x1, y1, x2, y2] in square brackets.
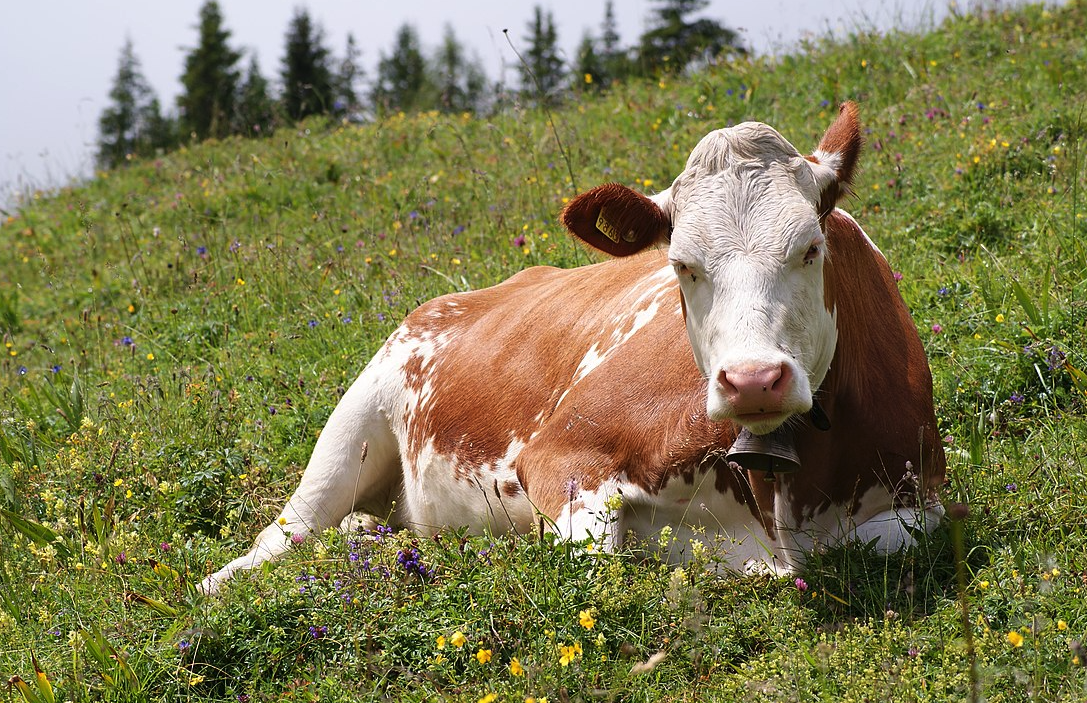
[2, 2, 1086, 700]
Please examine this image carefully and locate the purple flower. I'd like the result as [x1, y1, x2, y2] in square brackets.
[937, 286, 949, 296]
[308, 625, 328, 639]
[1005, 483, 1018, 492]
[452, 225, 466, 236]
[908, 646, 920, 657]
[931, 324, 943, 333]
[50, 364, 62, 373]
[794, 577, 809, 592]
[115, 552, 127, 565]
[196, 246, 208, 257]
[17, 366, 27, 375]
[160, 542, 171, 552]
[513, 234, 526, 248]
[1009, 392, 1025, 404]
[291, 533, 306, 545]
[121, 336, 134, 346]
[892, 271, 903, 281]
[308, 319, 318, 328]
[229, 239, 241, 253]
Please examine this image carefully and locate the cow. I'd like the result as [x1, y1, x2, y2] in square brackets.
[201, 102, 946, 594]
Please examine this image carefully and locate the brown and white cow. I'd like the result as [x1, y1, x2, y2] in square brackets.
[201, 103, 945, 593]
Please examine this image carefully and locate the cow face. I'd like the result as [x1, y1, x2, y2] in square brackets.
[563, 103, 861, 435]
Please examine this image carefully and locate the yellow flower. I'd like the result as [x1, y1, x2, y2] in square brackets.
[558, 642, 583, 666]
[450, 631, 467, 648]
[1007, 631, 1024, 647]
[510, 657, 525, 676]
[584, 73, 593, 84]
[277, 516, 287, 525]
[146, 353, 155, 361]
[1058, 620, 1068, 631]
[236, 278, 245, 286]
[476, 648, 493, 664]
[436, 635, 446, 649]
[579, 609, 596, 630]
[996, 313, 1005, 322]
[478, 694, 497, 703]
[451, 258, 461, 265]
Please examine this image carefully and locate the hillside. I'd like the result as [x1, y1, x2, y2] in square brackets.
[2, 2, 1086, 701]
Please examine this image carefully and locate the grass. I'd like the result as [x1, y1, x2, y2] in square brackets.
[2, 1, 1087, 700]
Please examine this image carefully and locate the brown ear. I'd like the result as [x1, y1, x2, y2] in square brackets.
[809, 101, 863, 221]
[561, 183, 671, 257]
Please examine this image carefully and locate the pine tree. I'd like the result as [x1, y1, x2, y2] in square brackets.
[519, 5, 565, 103]
[600, 1, 632, 84]
[431, 24, 487, 113]
[281, 8, 336, 121]
[334, 34, 364, 116]
[371, 24, 432, 114]
[572, 33, 604, 92]
[178, 0, 241, 140]
[235, 54, 276, 136]
[97, 38, 168, 169]
[637, 0, 745, 75]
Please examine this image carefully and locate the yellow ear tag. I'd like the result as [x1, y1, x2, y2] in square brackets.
[595, 209, 621, 243]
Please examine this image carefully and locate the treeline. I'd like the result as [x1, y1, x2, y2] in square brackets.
[97, 0, 744, 170]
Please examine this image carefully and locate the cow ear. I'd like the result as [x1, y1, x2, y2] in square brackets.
[561, 183, 672, 257]
[807, 101, 863, 221]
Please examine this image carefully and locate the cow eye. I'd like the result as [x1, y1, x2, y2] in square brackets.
[803, 243, 821, 264]
[673, 262, 697, 282]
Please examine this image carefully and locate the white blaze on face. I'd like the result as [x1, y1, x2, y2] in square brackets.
[662, 122, 839, 434]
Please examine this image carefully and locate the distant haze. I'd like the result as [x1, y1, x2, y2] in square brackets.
[0, 0, 975, 205]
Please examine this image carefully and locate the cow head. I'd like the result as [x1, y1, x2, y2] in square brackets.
[563, 103, 862, 435]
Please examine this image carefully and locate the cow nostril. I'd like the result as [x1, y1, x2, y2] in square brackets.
[720, 363, 793, 403]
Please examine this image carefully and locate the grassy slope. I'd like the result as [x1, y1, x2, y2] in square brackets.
[2, 2, 1086, 701]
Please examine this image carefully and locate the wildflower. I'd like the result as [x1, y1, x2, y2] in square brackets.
[160, 542, 171, 552]
[476, 648, 493, 664]
[931, 324, 943, 333]
[478, 694, 497, 703]
[795, 577, 809, 592]
[579, 609, 596, 630]
[308, 625, 328, 639]
[1005, 483, 1017, 492]
[995, 313, 1005, 322]
[938, 286, 949, 296]
[146, 353, 155, 361]
[558, 642, 583, 666]
[584, 73, 593, 84]
[893, 271, 903, 281]
[1009, 392, 1024, 404]
[236, 278, 245, 286]
[277, 516, 287, 525]
[510, 657, 525, 676]
[50, 364, 62, 373]
[291, 533, 306, 545]
[197, 246, 208, 256]
[513, 234, 526, 248]
[17, 366, 27, 375]
[1058, 620, 1068, 631]
[450, 631, 467, 648]
[1007, 631, 1024, 647]
[436, 635, 446, 649]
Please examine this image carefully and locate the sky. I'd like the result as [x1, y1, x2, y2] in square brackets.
[0, 0, 958, 206]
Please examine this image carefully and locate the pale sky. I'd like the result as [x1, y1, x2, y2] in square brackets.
[0, 0, 959, 205]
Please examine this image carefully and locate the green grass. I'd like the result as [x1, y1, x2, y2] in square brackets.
[2, 2, 1087, 700]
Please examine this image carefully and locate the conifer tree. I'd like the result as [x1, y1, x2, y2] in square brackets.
[334, 33, 364, 116]
[178, 0, 241, 140]
[600, 1, 632, 84]
[431, 24, 487, 113]
[519, 5, 565, 102]
[281, 8, 336, 121]
[235, 54, 276, 136]
[97, 38, 170, 169]
[371, 24, 432, 114]
[637, 0, 744, 75]
[572, 33, 604, 92]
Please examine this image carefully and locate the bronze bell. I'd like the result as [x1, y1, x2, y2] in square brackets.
[726, 424, 800, 479]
